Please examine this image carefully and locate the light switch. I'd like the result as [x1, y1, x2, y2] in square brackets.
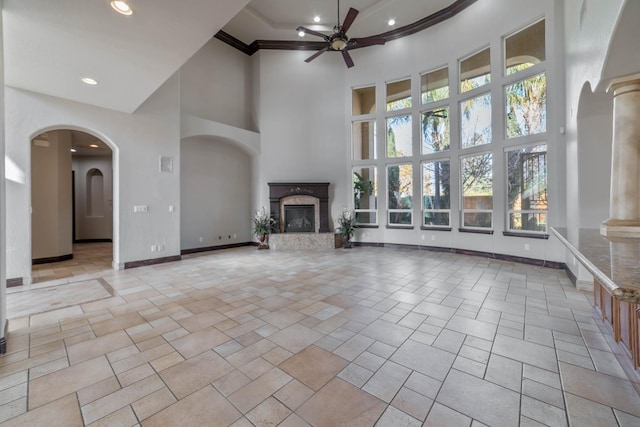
[169, 205, 175, 212]
[134, 205, 148, 213]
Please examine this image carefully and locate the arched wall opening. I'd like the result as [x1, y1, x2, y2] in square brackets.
[180, 135, 253, 252]
[29, 126, 118, 281]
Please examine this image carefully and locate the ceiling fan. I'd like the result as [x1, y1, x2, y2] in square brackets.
[296, 0, 386, 68]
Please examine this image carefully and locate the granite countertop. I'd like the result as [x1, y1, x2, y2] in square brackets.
[552, 227, 640, 303]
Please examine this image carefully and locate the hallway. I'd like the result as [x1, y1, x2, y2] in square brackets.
[31, 242, 112, 284]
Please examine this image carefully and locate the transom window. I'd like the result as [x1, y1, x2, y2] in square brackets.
[505, 19, 545, 75]
[386, 78, 412, 111]
[421, 67, 449, 104]
[460, 47, 491, 92]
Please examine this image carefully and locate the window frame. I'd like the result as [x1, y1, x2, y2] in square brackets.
[505, 143, 548, 234]
[421, 158, 451, 228]
[386, 162, 414, 227]
[460, 152, 493, 230]
[353, 166, 378, 226]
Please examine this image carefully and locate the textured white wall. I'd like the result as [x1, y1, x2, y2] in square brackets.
[180, 39, 254, 131]
[5, 73, 181, 280]
[254, 49, 349, 228]
[180, 137, 252, 250]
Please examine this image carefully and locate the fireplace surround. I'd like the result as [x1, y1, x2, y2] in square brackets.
[268, 182, 330, 233]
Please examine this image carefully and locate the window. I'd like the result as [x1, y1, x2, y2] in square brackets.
[353, 166, 378, 225]
[460, 47, 491, 92]
[386, 115, 412, 157]
[352, 85, 376, 115]
[421, 107, 450, 153]
[460, 93, 492, 148]
[505, 19, 545, 75]
[421, 67, 449, 103]
[386, 78, 412, 111]
[506, 73, 547, 138]
[422, 160, 450, 227]
[507, 144, 547, 232]
[352, 120, 376, 160]
[387, 163, 413, 225]
[461, 153, 492, 228]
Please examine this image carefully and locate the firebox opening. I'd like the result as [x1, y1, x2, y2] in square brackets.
[284, 205, 315, 233]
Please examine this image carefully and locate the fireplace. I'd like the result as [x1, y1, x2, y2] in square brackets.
[268, 182, 330, 233]
[284, 205, 314, 233]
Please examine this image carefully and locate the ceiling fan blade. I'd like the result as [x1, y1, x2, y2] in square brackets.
[305, 47, 329, 63]
[297, 26, 328, 40]
[342, 50, 355, 68]
[350, 37, 386, 47]
[341, 8, 359, 33]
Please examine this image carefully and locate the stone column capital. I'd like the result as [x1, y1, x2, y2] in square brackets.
[607, 73, 640, 94]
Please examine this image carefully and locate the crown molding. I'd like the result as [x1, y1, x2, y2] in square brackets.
[215, 0, 477, 56]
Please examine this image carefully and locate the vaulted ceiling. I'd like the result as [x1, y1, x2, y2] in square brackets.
[2, 0, 467, 114]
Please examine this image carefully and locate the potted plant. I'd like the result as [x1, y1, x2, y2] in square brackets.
[336, 208, 357, 249]
[252, 207, 276, 249]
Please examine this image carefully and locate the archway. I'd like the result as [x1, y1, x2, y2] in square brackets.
[30, 128, 115, 282]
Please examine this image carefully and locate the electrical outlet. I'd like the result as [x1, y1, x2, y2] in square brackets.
[233, 233, 237, 239]
[134, 205, 149, 213]
[421, 235, 425, 240]
[199, 237, 203, 242]
[524, 244, 530, 251]
[431, 235, 435, 241]
[151, 245, 156, 252]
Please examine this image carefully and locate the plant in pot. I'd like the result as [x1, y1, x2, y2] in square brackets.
[336, 208, 357, 249]
[252, 207, 276, 249]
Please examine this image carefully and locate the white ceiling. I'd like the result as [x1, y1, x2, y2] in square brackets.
[2, 0, 457, 114]
[2, 0, 251, 113]
[222, 0, 457, 44]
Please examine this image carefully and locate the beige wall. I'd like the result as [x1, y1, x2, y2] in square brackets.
[73, 155, 113, 240]
[31, 131, 72, 260]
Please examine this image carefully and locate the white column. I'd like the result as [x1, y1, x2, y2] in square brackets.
[601, 78, 640, 237]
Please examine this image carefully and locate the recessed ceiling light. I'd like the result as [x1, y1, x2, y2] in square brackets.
[298, 30, 305, 37]
[111, 1, 133, 16]
[313, 16, 321, 23]
[82, 77, 98, 85]
[70, 148, 77, 153]
[388, 18, 396, 26]
[89, 144, 99, 148]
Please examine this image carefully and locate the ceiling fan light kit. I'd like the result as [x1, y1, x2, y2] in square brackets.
[296, 0, 385, 68]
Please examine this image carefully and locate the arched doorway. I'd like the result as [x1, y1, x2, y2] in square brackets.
[31, 129, 114, 283]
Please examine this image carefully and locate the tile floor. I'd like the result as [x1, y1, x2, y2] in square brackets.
[30, 242, 112, 284]
[1, 246, 640, 426]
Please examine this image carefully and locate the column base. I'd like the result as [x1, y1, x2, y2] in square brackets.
[601, 219, 640, 238]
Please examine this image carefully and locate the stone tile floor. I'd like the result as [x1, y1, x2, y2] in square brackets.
[30, 242, 112, 284]
[1, 246, 640, 426]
